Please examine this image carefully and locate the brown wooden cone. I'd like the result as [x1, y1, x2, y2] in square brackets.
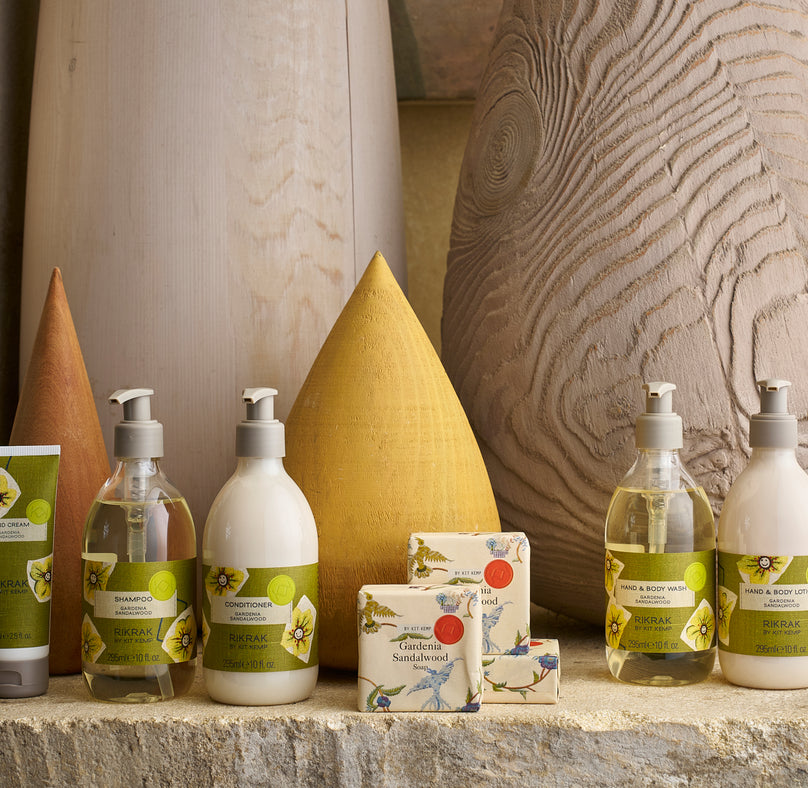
[10, 268, 110, 674]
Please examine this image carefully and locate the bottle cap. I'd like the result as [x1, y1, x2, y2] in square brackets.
[635, 381, 683, 450]
[0, 655, 49, 698]
[110, 388, 164, 458]
[236, 387, 285, 458]
[750, 378, 797, 448]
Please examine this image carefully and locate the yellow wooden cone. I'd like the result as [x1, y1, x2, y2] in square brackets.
[285, 251, 500, 670]
[10, 268, 110, 674]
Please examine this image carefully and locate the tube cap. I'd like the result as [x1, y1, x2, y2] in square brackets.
[110, 388, 164, 458]
[635, 382, 683, 450]
[749, 378, 797, 449]
[236, 388, 285, 458]
[0, 655, 49, 698]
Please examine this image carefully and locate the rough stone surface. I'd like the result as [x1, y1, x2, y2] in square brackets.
[2, 608, 808, 786]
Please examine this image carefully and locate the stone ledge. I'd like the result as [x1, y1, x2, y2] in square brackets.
[2, 609, 807, 787]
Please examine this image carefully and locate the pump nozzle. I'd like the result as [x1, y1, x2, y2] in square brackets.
[636, 381, 683, 449]
[236, 387, 285, 458]
[110, 388, 164, 459]
[757, 378, 791, 414]
[750, 378, 796, 448]
[243, 387, 278, 421]
[643, 382, 676, 414]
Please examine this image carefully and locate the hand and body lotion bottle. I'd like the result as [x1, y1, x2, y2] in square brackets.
[605, 382, 716, 685]
[718, 379, 808, 688]
[82, 389, 197, 702]
[202, 388, 318, 705]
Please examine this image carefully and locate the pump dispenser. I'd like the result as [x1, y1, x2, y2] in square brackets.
[202, 388, 318, 705]
[718, 379, 808, 688]
[605, 382, 716, 685]
[81, 388, 197, 702]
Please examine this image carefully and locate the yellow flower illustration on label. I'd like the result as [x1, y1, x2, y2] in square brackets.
[716, 586, 737, 646]
[282, 607, 314, 658]
[205, 566, 247, 597]
[83, 560, 113, 604]
[27, 554, 53, 602]
[606, 603, 630, 649]
[81, 615, 105, 663]
[162, 607, 196, 663]
[682, 600, 715, 651]
[0, 469, 20, 517]
[604, 551, 623, 594]
[737, 554, 790, 584]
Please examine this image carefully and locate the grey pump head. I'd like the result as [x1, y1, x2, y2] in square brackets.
[110, 388, 164, 458]
[635, 381, 683, 450]
[236, 387, 285, 458]
[750, 378, 797, 449]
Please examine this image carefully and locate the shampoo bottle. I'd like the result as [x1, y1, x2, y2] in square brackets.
[718, 378, 808, 688]
[81, 388, 197, 702]
[202, 388, 318, 705]
[605, 382, 716, 685]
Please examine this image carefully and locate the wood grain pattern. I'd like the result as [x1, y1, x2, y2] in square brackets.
[443, 0, 808, 623]
[10, 269, 110, 674]
[20, 1, 405, 559]
[285, 253, 500, 670]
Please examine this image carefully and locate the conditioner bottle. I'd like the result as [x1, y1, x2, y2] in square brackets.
[202, 388, 318, 704]
[718, 378, 808, 688]
[605, 382, 716, 685]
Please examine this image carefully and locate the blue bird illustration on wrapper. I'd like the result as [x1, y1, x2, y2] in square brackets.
[482, 601, 512, 653]
[407, 658, 462, 711]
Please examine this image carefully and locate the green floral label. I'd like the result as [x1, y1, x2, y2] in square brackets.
[202, 563, 318, 672]
[605, 549, 716, 653]
[717, 552, 808, 656]
[81, 557, 196, 666]
[0, 449, 59, 649]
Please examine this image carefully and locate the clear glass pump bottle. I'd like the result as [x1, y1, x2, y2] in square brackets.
[82, 388, 197, 702]
[605, 382, 716, 685]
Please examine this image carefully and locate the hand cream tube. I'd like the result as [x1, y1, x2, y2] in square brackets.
[0, 446, 60, 697]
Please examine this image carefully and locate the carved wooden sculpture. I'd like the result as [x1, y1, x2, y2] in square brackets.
[443, 0, 808, 623]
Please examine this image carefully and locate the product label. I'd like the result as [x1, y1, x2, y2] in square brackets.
[202, 563, 318, 673]
[0, 449, 59, 649]
[81, 557, 196, 666]
[717, 552, 808, 656]
[605, 549, 716, 653]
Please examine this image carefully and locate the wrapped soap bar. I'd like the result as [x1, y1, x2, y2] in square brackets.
[482, 638, 560, 704]
[408, 532, 531, 654]
[357, 584, 483, 712]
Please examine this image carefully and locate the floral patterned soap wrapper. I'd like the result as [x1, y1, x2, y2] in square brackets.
[357, 584, 483, 712]
[407, 532, 531, 655]
[482, 638, 560, 704]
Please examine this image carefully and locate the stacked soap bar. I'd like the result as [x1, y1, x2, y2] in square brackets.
[407, 532, 559, 704]
[357, 584, 483, 712]
[407, 532, 531, 654]
[482, 639, 560, 704]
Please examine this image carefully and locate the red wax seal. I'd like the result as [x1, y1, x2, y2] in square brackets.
[434, 614, 464, 645]
[484, 559, 514, 589]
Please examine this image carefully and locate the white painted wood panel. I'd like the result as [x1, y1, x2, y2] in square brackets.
[21, 0, 405, 536]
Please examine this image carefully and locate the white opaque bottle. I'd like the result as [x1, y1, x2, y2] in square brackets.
[718, 378, 808, 688]
[605, 382, 716, 685]
[202, 388, 318, 705]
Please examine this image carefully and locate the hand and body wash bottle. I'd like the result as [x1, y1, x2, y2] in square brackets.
[718, 379, 808, 688]
[605, 382, 716, 685]
[202, 388, 318, 705]
[82, 389, 197, 702]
